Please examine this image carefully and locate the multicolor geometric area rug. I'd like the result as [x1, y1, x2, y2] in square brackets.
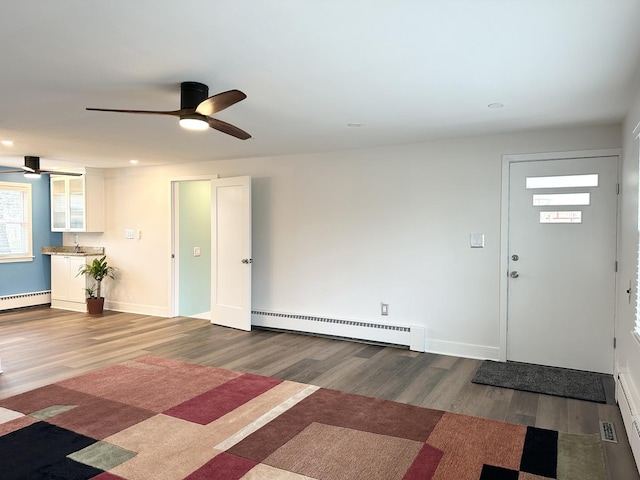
[0, 356, 607, 480]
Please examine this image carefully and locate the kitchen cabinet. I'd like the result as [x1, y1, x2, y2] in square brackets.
[50, 255, 98, 312]
[51, 168, 104, 232]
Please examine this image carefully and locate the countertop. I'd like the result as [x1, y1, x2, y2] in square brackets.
[42, 246, 105, 256]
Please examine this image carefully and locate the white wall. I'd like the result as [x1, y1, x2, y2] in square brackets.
[71, 123, 621, 358]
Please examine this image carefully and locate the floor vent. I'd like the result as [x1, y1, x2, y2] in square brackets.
[599, 421, 618, 443]
[0, 291, 51, 312]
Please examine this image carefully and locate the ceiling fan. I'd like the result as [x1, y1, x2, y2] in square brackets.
[86, 82, 251, 140]
[1, 156, 82, 178]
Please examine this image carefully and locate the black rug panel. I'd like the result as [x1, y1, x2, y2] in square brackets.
[0, 421, 103, 479]
[520, 426, 558, 478]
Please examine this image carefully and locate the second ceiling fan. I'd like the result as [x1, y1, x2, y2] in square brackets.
[1, 156, 82, 177]
[86, 82, 251, 140]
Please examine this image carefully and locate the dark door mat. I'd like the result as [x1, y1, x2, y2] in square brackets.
[471, 361, 609, 403]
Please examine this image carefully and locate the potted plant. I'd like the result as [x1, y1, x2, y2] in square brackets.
[84, 284, 102, 314]
[77, 256, 116, 314]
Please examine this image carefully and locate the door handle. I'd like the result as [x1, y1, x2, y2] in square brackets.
[510, 271, 519, 278]
[241, 258, 253, 264]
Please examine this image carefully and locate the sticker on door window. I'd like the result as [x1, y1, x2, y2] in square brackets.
[539, 211, 582, 223]
[526, 174, 598, 189]
[532, 193, 590, 206]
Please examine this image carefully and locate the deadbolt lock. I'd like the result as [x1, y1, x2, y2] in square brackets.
[511, 254, 519, 261]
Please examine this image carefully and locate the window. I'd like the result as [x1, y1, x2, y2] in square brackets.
[539, 211, 582, 224]
[0, 181, 33, 263]
[526, 174, 599, 189]
[636, 191, 640, 338]
[532, 193, 590, 206]
[637, 138, 640, 339]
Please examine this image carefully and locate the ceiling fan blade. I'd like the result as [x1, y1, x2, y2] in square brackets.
[195, 90, 247, 116]
[41, 170, 83, 176]
[0, 169, 28, 174]
[206, 117, 251, 140]
[86, 107, 192, 116]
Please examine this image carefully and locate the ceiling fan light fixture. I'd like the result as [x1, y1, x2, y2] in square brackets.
[24, 172, 41, 179]
[179, 114, 209, 131]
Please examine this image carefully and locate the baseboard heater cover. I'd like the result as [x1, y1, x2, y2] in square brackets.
[0, 291, 51, 311]
[617, 372, 640, 474]
[251, 310, 425, 352]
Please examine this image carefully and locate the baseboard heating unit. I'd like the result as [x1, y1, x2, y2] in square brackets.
[617, 372, 640, 473]
[251, 310, 425, 352]
[0, 291, 51, 312]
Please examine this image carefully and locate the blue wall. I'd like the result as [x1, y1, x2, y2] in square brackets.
[0, 169, 62, 296]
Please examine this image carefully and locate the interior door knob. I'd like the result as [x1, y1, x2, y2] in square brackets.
[241, 258, 253, 264]
[510, 271, 519, 278]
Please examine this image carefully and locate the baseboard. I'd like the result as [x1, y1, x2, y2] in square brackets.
[51, 299, 86, 313]
[251, 310, 425, 352]
[0, 291, 50, 311]
[104, 300, 169, 318]
[617, 371, 640, 474]
[425, 338, 501, 361]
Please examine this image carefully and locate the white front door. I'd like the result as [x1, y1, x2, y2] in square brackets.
[506, 155, 618, 374]
[211, 176, 252, 331]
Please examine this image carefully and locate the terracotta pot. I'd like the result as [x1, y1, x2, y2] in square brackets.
[87, 297, 105, 315]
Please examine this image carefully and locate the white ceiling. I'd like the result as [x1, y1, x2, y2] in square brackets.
[1, 0, 639, 171]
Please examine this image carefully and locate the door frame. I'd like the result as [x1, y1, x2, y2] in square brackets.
[168, 174, 218, 318]
[498, 148, 622, 362]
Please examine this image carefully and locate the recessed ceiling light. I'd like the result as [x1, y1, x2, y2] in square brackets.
[1, 140, 13, 146]
[129, 159, 139, 165]
[346, 123, 363, 127]
[488, 103, 505, 109]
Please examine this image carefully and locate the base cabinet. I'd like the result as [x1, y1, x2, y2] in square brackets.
[51, 255, 97, 312]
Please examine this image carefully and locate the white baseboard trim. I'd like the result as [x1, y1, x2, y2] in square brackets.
[51, 299, 86, 313]
[617, 370, 640, 474]
[425, 338, 500, 361]
[105, 301, 169, 318]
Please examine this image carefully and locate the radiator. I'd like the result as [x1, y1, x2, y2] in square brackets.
[617, 372, 640, 474]
[0, 291, 51, 311]
[251, 310, 426, 352]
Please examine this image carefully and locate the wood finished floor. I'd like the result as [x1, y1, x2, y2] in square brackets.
[0, 307, 637, 480]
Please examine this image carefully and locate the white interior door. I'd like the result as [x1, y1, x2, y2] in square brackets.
[506, 156, 618, 374]
[211, 176, 252, 331]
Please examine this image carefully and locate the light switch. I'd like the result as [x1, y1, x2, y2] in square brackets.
[194, 247, 201, 257]
[125, 229, 134, 240]
[470, 234, 485, 248]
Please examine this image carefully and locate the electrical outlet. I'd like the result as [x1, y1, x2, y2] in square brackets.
[381, 303, 389, 316]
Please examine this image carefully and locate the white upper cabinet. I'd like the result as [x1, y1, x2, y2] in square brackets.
[51, 168, 104, 232]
